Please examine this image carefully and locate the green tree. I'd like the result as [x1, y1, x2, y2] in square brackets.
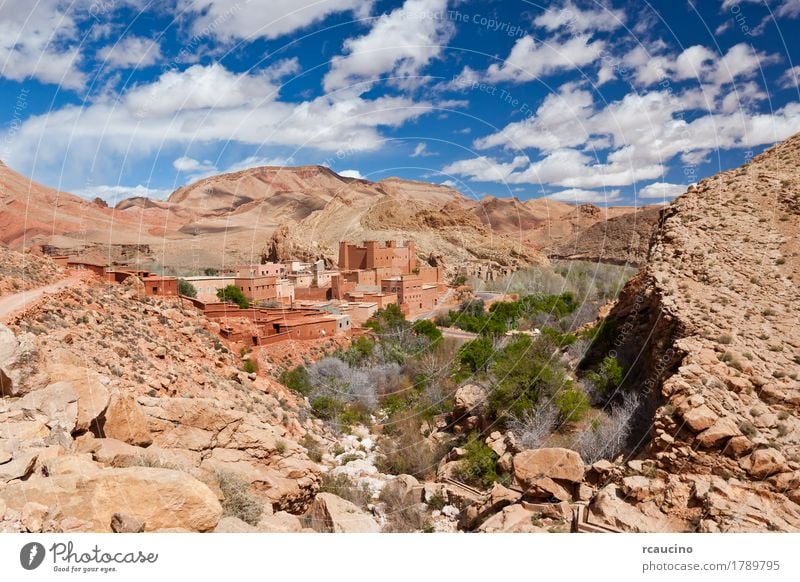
[204, 267, 219, 276]
[217, 285, 249, 309]
[177, 278, 197, 298]
[412, 319, 443, 346]
[456, 337, 495, 374]
[489, 335, 568, 419]
[365, 303, 407, 333]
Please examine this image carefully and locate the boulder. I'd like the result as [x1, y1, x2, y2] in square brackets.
[257, 511, 303, 533]
[477, 504, 547, 533]
[214, 516, 257, 533]
[72, 373, 110, 433]
[0, 467, 222, 532]
[100, 394, 152, 446]
[0, 450, 39, 483]
[740, 448, 787, 479]
[621, 476, 667, 502]
[382, 474, 422, 506]
[0, 331, 46, 397]
[111, 513, 145, 533]
[682, 404, 717, 432]
[696, 417, 740, 447]
[513, 448, 584, 499]
[21, 502, 49, 533]
[14, 382, 78, 432]
[453, 384, 487, 417]
[588, 484, 666, 532]
[305, 492, 380, 533]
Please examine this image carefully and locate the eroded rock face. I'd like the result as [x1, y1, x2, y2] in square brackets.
[581, 133, 800, 532]
[100, 393, 153, 446]
[512, 448, 584, 501]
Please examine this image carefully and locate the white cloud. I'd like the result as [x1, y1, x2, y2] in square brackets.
[410, 142, 435, 157]
[323, 0, 454, 91]
[622, 42, 778, 88]
[534, 1, 626, 33]
[97, 36, 161, 69]
[224, 155, 295, 173]
[777, 0, 800, 18]
[338, 169, 365, 179]
[779, 65, 800, 89]
[179, 0, 372, 42]
[485, 35, 605, 84]
[5, 62, 439, 187]
[545, 188, 622, 204]
[0, 0, 85, 89]
[442, 155, 529, 182]
[74, 183, 171, 204]
[173, 156, 215, 173]
[639, 182, 687, 199]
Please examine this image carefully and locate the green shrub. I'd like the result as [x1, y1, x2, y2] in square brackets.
[311, 396, 344, 420]
[177, 278, 197, 298]
[454, 433, 501, 489]
[586, 356, 625, 394]
[279, 365, 312, 395]
[489, 335, 568, 419]
[242, 359, 257, 374]
[319, 473, 372, 509]
[554, 386, 590, 423]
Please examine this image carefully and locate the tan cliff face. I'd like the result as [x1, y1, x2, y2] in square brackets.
[582, 133, 800, 532]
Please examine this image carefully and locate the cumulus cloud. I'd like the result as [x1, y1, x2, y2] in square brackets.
[442, 155, 529, 182]
[4, 61, 441, 188]
[97, 36, 161, 69]
[534, 1, 626, 33]
[323, 0, 454, 91]
[0, 0, 85, 89]
[639, 182, 687, 199]
[485, 35, 605, 84]
[338, 169, 365, 179]
[173, 156, 215, 173]
[780, 65, 800, 89]
[545, 188, 622, 204]
[179, 0, 372, 42]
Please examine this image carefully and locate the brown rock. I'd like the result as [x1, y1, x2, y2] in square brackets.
[14, 381, 78, 432]
[305, 492, 380, 533]
[725, 436, 754, 458]
[477, 504, 547, 533]
[697, 417, 740, 447]
[453, 384, 487, 417]
[588, 485, 667, 532]
[682, 404, 717, 432]
[513, 448, 584, 485]
[111, 513, 145, 533]
[72, 373, 110, 433]
[21, 502, 49, 533]
[100, 393, 152, 446]
[214, 516, 257, 533]
[740, 448, 787, 479]
[0, 467, 222, 532]
[257, 511, 303, 533]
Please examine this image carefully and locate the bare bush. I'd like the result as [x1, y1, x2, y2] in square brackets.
[573, 393, 640, 463]
[507, 403, 559, 449]
[215, 471, 264, 525]
[306, 357, 401, 411]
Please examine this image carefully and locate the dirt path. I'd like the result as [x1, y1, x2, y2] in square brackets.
[0, 274, 85, 322]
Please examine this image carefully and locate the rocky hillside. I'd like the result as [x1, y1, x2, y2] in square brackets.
[551, 206, 663, 266]
[0, 278, 331, 532]
[578, 133, 800, 531]
[0, 246, 64, 296]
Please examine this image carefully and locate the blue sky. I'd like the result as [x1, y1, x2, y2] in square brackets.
[1, 0, 800, 206]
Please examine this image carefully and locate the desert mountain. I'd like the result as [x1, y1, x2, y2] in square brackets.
[577, 133, 800, 531]
[1, 160, 654, 273]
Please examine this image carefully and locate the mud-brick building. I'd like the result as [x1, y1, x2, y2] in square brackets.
[234, 275, 278, 303]
[381, 274, 439, 315]
[142, 275, 178, 297]
[338, 240, 417, 275]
